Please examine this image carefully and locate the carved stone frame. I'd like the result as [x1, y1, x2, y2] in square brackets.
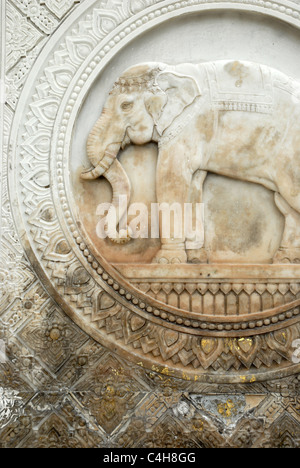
[9, 0, 300, 383]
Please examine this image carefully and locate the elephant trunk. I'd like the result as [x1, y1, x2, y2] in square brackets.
[103, 159, 132, 244]
[81, 107, 123, 180]
[81, 108, 131, 243]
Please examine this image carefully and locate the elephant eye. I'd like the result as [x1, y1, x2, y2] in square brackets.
[121, 101, 134, 111]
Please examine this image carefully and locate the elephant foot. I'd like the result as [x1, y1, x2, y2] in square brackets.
[152, 249, 187, 264]
[187, 248, 208, 264]
[273, 248, 300, 264]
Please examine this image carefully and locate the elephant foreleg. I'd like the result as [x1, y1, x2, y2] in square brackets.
[152, 145, 193, 264]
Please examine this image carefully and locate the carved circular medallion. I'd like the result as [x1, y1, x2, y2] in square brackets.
[10, 0, 300, 382]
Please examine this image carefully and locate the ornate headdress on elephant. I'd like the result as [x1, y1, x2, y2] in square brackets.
[82, 62, 201, 180]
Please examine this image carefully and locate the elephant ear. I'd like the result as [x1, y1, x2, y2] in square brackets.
[155, 72, 201, 135]
[144, 92, 168, 130]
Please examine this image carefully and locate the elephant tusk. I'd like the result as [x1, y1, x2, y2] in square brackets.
[121, 131, 131, 150]
[81, 166, 105, 180]
[81, 148, 120, 180]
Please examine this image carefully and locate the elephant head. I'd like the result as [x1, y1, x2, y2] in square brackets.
[81, 62, 200, 243]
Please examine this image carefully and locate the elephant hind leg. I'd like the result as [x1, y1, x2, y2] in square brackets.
[186, 170, 208, 264]
[273, 192, 300, 263]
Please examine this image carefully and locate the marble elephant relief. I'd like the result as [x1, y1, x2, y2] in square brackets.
[81, 60, 300, 265]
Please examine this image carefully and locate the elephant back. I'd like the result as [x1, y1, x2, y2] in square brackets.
[204, 60, 274, 114]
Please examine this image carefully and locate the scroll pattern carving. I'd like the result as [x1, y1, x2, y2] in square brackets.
[5, 0, 87, 109]
[6, 2, 44, 72]
[10, 0, 58, 33]
[43, 0, 81, 19]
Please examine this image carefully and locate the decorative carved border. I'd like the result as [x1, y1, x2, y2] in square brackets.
[9, 0, 300, 381]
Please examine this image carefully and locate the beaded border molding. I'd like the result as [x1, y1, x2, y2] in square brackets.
[9, 0, 300, 382]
